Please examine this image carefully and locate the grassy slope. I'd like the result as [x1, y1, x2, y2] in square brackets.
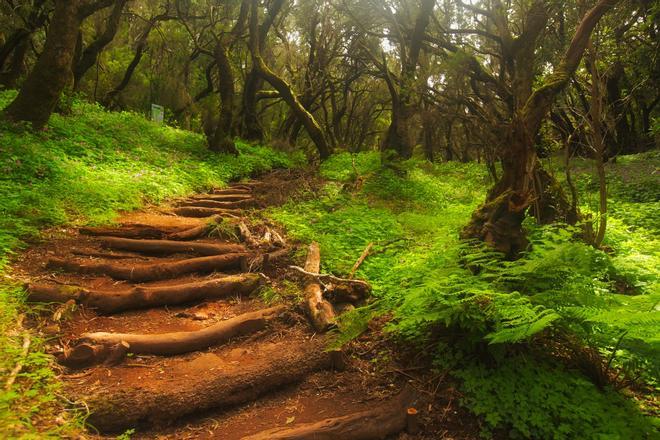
[0, 91, 297, 438]
[268, 151, 659, 439]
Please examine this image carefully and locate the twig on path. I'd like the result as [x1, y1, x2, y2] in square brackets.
[289, 265, 372, 291]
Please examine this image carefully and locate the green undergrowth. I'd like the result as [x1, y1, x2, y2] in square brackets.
[0, 90, 298, 438]
[268, 151, 659, 439]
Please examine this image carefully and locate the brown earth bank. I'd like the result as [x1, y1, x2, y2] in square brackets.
[13, 169, 483, 439]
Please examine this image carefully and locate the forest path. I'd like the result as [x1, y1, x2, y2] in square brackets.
[15, 170, 423, 439]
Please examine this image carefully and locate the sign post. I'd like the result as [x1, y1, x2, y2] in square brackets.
[151, 104, 164, 124]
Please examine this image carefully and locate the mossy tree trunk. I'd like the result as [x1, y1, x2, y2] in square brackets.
[1, 0, 83, 129]
[248, 0, 331, 160]
[208, 41, 238, 155]
[72, 0, 127, 91]
[380, 0, 434, 161]
[1, 0, 114, 129]
[462, 0, 620, 258]
[240, 0, 285, 142]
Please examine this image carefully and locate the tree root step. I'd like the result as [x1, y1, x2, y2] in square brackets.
[178, 199, 255, 209]
[60, 306, 286, 368]
[242, 388, 417, 440]
[46, 253, 249, 282]
[97, 236, 245, 256]
[27, 273, 262, 313]
[213, 187, 252, 195]
[173, 207, 241, 218]
[190, 193, 253, 202]
[81, 338, 333, 433]
[79, 225, 178, 240]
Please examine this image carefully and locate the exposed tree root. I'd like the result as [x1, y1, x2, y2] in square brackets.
[302, 242, 336, 332]
[189, 193, 253, 202]
[27, 274, 262, 313]
[97, 236, 245, 256]
[46, 253, 249, 281]
[178, 198, 255, 209]
[60, 306, 286, 368]
[242, 388, 417, 440]
[165, 215, 230, 241]
[173, 207, 240, 218]
[213, 187, 252, 195]
[79, 225, 174, 240]
[71, 248, 148, 260]
[229, 184, 256, 191]
[83, 339, 333, 433]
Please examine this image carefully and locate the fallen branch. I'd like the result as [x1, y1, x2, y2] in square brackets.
[238, 221, 260, 247]
[60, 306, 285, 368]
[289, 266, 372, 293]
[242, 387, 417, 439]
[27, 274, 262, 313]
[349, 242, 373, 278]
[97, 236, 245, 256]
[301, 242, 336, 332]
[46, 253, 249, 282]
[5, 333, 31, 391]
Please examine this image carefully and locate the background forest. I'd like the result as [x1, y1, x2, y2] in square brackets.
[0, 0, 658, 438]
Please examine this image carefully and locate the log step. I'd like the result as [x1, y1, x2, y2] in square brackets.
[213, 187, 252, 195]
[173, 207, 241, 218]
[60, 306, 286, 368]
[97, 236, 245, 256]
[242, 388, 417, 440]
[79, 225, 176, 240]
[190, 193, 253, 202]
[46, 253, 249, 282]
[27, 273, 262, 313]
[80, 338, 333, 433]
[178, 199, 255, 209]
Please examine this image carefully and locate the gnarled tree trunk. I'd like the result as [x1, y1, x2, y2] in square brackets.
[462, 0, 620, 258]
[1, 0, 83, 128]
[248, 0, 331, 159]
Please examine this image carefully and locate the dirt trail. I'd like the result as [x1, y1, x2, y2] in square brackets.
[15, 170, 471, 439]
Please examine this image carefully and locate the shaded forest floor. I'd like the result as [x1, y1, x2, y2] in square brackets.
[11, 170, 482, 439]
[1, 96, 658, 438]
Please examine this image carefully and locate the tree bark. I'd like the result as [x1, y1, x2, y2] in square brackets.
[0, 37, 30, 88]
[178, 198, 255, 209]
[72, 0, 127, 90]
[208, 40, 238, 154]
[102, 13, 172, 107]
[248, 0, 331, 159]
[243, 388, 416, 440]
[97, 236, 245, 256]
[46, 253, 248, 282]
[380, 0, 434, 160]
[173, 206, 241, 218]
[1, 0, 83, 128]
[61, 306, 285, 368]
[462, 0, 620, 257]
[27, 273, 262, 313]
[81, 338, 333, 433]
[302, 242, 335, 332]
